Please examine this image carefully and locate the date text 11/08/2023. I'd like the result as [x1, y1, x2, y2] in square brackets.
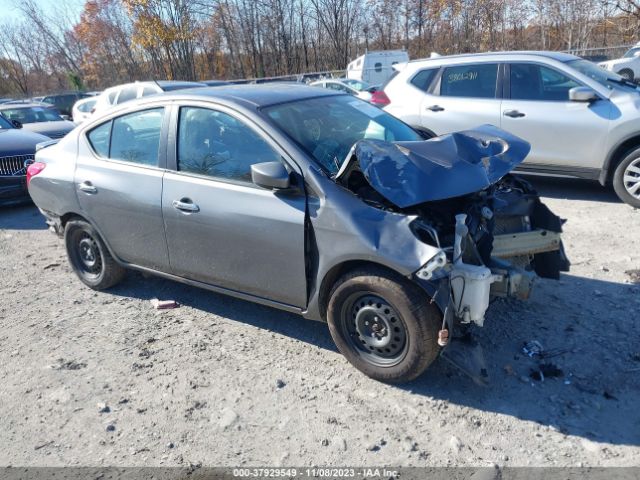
[232, 468, 400, 478]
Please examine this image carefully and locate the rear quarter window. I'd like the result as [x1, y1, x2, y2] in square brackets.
[410, 69, 438, 92]
[87, 120, 112, 157]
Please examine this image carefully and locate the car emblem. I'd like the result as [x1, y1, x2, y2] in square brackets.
[24, 158, 34, 169]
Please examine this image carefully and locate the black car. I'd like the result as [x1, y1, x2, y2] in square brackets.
[41, 92, 91, 117]
[0, 115, 50, 205]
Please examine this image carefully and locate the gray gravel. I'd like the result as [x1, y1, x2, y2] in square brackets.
[0, 177, 639, 467]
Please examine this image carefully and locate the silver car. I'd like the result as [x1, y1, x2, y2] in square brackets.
[28, 85, 568, 383]
[383, 51, 640, 208]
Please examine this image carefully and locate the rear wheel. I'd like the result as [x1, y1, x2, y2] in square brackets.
[612, 147, 640, 208]
[64, 219, 126, 289]
[326, 267, 442, 383]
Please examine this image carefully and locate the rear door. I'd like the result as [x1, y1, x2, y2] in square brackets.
[501, 62, 610, 170]
[75, 106, 170, 270]
[162, 104, 307, 307]
[421, 62, 502, 135]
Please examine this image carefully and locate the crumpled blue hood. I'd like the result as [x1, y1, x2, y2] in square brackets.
[341, 125, 531, 208]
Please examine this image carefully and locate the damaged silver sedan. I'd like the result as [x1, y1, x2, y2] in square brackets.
[28, 85, 569, 383]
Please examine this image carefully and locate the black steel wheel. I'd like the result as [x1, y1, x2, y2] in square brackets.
[327, 266, 442, 383]
[65, 219, 125, 290]
[339, 293, 408, 367]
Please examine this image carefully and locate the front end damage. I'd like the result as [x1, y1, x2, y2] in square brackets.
[337, 125, 570, 382]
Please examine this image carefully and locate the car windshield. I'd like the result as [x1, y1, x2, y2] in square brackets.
[566, 59, 640, 92]
[1, 106, 64, 124]
[0, 114, 13, 129]
[342, 79, 370, 91]
[623, 47, 640, 59]
[264, 94, 421, 175]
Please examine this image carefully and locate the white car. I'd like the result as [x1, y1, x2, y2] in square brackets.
[382, 51, 640, 207]
[92, 80, 206, 116]
[72, 97, 98, 124]
[310, 79, 373, 102]
[599, 43, 640, 81]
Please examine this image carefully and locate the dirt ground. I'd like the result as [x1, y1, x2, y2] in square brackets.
[0, 177, 639, 468]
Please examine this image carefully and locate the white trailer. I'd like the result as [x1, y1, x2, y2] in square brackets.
[346, 50, 409, 86]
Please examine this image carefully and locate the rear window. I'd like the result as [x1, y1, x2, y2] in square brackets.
[116, 86, 138, 104]
[440, 63, 498, 98]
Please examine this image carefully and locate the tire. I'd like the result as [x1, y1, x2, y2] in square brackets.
[326, 266, 442, 383]
[64, 219, 126, 289]
[618, 69, 634, 81]
[612, 148, 640, 208]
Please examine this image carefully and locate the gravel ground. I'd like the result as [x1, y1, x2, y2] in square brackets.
[0, 177, 639, 468]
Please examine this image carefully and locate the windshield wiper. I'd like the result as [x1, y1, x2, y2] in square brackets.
[608, 77, 638, 88]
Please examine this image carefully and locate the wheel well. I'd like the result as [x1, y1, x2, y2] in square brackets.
[317, 260, 406, 321]
[60, 212, 87, 228]
[604, 136, 640, 184]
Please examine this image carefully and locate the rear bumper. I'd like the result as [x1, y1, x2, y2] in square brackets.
[0, 175, 30, 206]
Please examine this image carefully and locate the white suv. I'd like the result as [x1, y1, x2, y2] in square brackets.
[599, 43, 640, 81]
[382, 51, 640, 207]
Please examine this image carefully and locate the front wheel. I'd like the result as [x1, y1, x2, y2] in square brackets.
[612, 148, 640, 208]
[326, 267, 442, 383]
[64, 219, 126, 289]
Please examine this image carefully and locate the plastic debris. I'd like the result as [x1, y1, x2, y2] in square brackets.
[522, 340, 544, 358]
[151, 298, 180, 310]
[437, 329, 449, 347]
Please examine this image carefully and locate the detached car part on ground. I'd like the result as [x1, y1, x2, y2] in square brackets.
[27, 86, 569, 383]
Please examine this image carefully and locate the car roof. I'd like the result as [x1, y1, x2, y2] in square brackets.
[409, 50, 579, 65]
[158, 84, 336, 108]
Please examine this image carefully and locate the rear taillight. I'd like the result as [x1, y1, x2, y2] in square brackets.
[370, 90, 391, 107]
[26, 161, 46, 187]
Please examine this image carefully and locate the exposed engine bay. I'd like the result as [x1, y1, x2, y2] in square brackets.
[336, 126, 570, 343]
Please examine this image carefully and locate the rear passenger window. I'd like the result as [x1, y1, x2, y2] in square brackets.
[177, 106, 280, 183]
[87, 108, 164, 166]
[440, 63, 498, 98]
[410, 69, 438, 92]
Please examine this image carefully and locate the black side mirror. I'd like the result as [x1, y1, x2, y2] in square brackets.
[11, 119, 22, 129]
[251, 161, 290, 190]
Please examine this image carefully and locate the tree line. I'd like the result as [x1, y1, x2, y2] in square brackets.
[1, 0, 639, 96]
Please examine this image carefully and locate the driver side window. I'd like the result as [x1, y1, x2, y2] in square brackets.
[177, 107, 281, 184]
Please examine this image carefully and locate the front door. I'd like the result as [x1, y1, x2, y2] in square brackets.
[162, 105, 307, 307]
[421, 62, 502, 135]
[501, 63, 611, 170]
[75, 107, 169, 270]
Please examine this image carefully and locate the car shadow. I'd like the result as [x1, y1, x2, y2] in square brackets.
[109, 272, 338, 352]
[0, 203, 48, 230]
[526, 176, 621, 203]
[108, 270, 640, 448]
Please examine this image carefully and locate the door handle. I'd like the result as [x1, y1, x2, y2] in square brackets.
[78, 181, 97, 194]
[426, 105, 445, 112]
[503, 109, 525, 118]
[172, 199, 200, 213]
